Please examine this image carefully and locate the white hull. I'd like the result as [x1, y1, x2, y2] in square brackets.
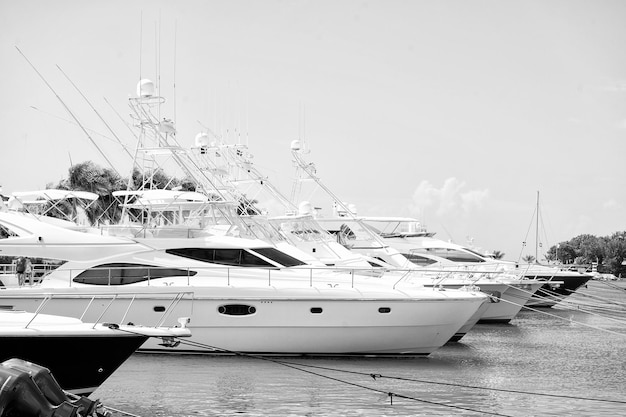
[478, 282, 543, 322]
[0, 211, 487, 355]
[0, 285, 485, 355]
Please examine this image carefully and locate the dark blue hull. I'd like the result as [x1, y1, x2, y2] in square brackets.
[1, 335, 148, 395]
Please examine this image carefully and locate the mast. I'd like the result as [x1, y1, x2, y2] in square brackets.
[535, 190, 539, 263]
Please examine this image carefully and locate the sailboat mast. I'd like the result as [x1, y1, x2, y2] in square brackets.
[535, 190, 540, 262]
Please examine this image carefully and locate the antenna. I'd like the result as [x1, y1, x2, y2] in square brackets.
[173, 19, 177, 125]
[139, 11, 143, 85]
[15, 46, 120, 176]
[57, 65, 135, 163]
[535, 190, 540, 263]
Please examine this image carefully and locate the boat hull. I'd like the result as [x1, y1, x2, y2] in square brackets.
[524, 273, 592, 307]
[476, 282, 543, 323]
[0, 287, 485, 356]
[0, 335, 147, 396]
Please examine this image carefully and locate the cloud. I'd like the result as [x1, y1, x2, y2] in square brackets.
[603, 199, 622, 210]
[411, 177, 489, 218]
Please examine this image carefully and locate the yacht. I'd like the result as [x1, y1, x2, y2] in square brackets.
[356, 216, 592, 307]
[0, 308, 191, 396]
[0, 210, 488, 356]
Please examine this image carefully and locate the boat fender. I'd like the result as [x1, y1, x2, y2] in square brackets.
[0, 364, 79, 417]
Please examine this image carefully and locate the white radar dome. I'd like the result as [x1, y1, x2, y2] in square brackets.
[137, 79, 155, 97]
[290, 140, 301, 151]
[195, 132, 210, 147]
[298, 201, 313, 215]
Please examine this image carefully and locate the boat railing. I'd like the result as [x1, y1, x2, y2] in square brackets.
[39, 263, 528, 291]
[11, 290, 195, 329]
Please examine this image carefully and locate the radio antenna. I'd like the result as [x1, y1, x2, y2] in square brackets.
[15, 46, 120, 176]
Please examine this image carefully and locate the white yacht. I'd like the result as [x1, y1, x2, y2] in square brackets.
[357, 216, 592, 308]
[0, 211, 488, 356]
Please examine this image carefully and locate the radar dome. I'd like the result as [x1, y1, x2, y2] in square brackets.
[298, 201, 313, 215]
[137, 79, 155, 97]
[195, 132, 210, 147]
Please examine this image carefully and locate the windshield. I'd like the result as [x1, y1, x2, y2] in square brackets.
[166, 248, 280, 267]
[417, 248, 486, 263]
[251, 247, 307, 267]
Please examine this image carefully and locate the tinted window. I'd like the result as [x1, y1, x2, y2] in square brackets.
[166, 248, 276, 267]
[423, 248, 485, 263]
[403, 253, 438, 266]
[73, 262, 197, 285]
[252, 247, 307, 267]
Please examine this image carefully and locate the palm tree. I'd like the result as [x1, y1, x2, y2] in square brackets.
[491, 250, 505, 260]
[522, 255, 536, 264]
[53, 161, 126, 225]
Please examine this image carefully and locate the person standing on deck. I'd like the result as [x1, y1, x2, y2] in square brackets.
[24, 258, 33, 285]
[15, 256, 26, 286]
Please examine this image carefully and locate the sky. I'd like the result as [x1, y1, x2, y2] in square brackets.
[0, 0, 624, 262]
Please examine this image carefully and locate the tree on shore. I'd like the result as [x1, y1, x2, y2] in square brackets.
[545, 232, 626, 276]
[491, 250, 505, 260]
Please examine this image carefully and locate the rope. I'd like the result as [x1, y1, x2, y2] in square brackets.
[491, 285, 626, 337]
[271, 361, 626, 406]
[144, 335, 626, 412]
[101, 282, 626, 415]
[65, 391, 143, 417]
[597, 280, 626, 292]
[164, 338, 513, 416]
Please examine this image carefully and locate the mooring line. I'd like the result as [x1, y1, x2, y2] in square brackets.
[265, 360, 626, 405]
[163, 337, 626, 410]
[161, 338, 513, 416]
[493, 286, 626, 336]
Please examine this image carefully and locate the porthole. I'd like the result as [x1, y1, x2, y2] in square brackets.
[153, 306, 166, 312]
[310, 307, 323, 314]
[378, 307, 391, 314]
[217, 304, 257, 316]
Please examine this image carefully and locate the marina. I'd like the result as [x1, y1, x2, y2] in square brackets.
[93, 280, 626, 416]
[0, 2, 625, 416]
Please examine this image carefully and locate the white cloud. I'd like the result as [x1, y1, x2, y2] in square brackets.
[461, 188, 490, 213]
[603, 199, 622, 210]
[411, 177, 489, 218]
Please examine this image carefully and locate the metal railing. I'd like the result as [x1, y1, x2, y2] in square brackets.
[10, 290, 195, 329]
[14, 262, 545, 292]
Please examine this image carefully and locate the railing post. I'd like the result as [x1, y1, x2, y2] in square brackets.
[310, 268, 313, 287]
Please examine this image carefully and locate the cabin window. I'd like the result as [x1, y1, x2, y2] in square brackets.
[420, 248, 486, 263]
[217, 304, 257, 316]
[166, 247, 304, 268]
[403, 253, 438, 266]
[72, 263, 197, 285]
[251, 248, 307, 267]
[378, 307, 391, 313]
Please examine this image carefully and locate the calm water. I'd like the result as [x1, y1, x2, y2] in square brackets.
[95, 281, 626, 417]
